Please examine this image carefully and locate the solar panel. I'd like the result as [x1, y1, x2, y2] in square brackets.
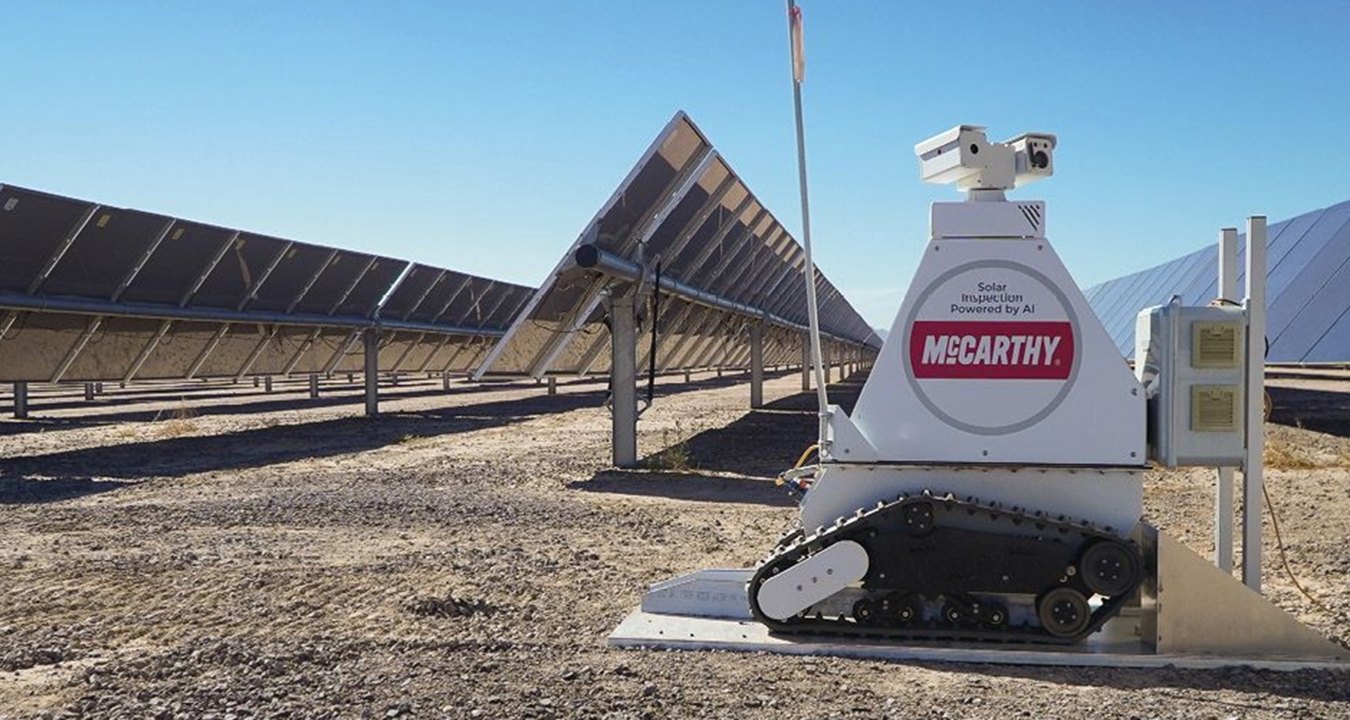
[1265, 206, 1350, 344]
[0, 186, 99, 296]
[43, 207, 172, 301]
[379, 264, 445, 320]
[247, 243, 337, 313]
[1085, 198, 1350, 362]
[288, 250, 373, 316]
[341, 258, 408, 318]
[475, 112, 879, 380]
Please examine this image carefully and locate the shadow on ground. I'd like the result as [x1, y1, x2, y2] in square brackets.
[0, 389, 604, 504]
[0, 369, 794, 432]
[0, 378, 551, 431]
[570, 369, 867, 506]
[1267, 385, 1350, 438]
[0, 369, 807, 505]
[574, 469, 795, 507]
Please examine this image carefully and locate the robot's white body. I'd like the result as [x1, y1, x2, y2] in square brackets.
[806, 196, 1147, 537]
[746, 127, 1152, 635]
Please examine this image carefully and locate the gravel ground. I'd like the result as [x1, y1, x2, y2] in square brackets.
[1, 368, 1348, 719]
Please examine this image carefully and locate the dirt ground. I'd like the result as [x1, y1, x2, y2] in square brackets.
[1, 367, 1348, 719]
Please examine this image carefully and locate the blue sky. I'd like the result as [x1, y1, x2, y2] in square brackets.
[3, 2, 1349, 328]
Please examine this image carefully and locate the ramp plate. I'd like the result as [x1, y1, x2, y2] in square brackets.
[609, 610, 1350, 672]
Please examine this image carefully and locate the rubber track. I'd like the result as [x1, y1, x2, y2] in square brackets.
[748, 490, 1141, 645]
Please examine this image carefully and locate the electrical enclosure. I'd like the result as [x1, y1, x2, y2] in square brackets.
[1135, 303, 1246, 467]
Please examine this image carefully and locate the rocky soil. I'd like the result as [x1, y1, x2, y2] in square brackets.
[1, 368, 1348, 719]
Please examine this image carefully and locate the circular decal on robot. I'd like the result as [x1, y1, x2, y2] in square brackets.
[903, 260, 1081, 436]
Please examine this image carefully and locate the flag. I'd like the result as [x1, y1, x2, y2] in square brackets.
[789, 4, 805, 83]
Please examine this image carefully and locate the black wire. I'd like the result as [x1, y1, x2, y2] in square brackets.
[527, 317, 601, 336]
[85, 318, 110, 345]
[648, 262, 661, 405]
[1, 311, 27, 341]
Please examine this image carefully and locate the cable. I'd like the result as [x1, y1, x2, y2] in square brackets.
[790, 443, 819, 470]
[775, 443, 821, 495]
[528, 318, 601, 336]
[1261, 483, 1331, 613]
[86, 318, 110, 346]
[647, 261, 660, 406]
[1, 311, 27, 341]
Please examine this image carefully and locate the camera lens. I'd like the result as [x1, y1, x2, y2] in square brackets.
[1031, 150, 1049, 169]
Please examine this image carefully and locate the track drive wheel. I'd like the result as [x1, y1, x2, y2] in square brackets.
[1037, 587, 1091, 638]
[1079, 540, 1141, 597]
[903, 502, 935, 537]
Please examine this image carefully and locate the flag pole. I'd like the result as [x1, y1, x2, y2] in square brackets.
[786, 0, 831, 450]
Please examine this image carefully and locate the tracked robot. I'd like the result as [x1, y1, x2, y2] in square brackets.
[748, 125, 1149, 642]
[614, 125, 1348, 665]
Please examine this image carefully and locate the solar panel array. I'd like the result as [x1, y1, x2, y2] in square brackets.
[476, 111, 881, 379]
[1085, 198, 1350, 362]
[0, 185, 532, 383]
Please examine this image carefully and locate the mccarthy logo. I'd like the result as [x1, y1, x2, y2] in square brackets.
[909, 320, 1074, 380]
[922, 333, 1061, 366]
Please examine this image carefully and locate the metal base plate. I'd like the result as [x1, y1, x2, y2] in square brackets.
[615, 526, 1350, 671]
[608, 610, 1348, 672]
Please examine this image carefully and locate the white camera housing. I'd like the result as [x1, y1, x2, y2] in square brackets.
[1008, 132, 1057, 188]
[915, 125, 1056, 194]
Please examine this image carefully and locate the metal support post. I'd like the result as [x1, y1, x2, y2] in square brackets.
[610, 292, 638, 468]
[13, 382, 28, 419]
[547, 376, 557, 396]
[264, 376, 273, 393]
[801, 334, 811, 391]
[1216, 227, 1239, 572]
[1243, 216, 1267, 591]
[84, 383, 94, 402]
[684, 370, 691, 383]
[363, 329, 380, 417]
[253, 376, 260, 388]
[750, 322, 764, 408]
[442, 372, 451, 391]
[308, 374, 319, 399]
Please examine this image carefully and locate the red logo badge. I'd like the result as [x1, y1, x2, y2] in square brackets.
[909, 321, 1074, 380]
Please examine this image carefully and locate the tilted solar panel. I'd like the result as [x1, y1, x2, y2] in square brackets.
[475, 111, 879, 380]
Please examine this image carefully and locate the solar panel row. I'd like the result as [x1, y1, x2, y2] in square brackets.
[1086, 199, 1350, 363]
[0, 185, 532, 383]
[477, 112, 880, 379]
